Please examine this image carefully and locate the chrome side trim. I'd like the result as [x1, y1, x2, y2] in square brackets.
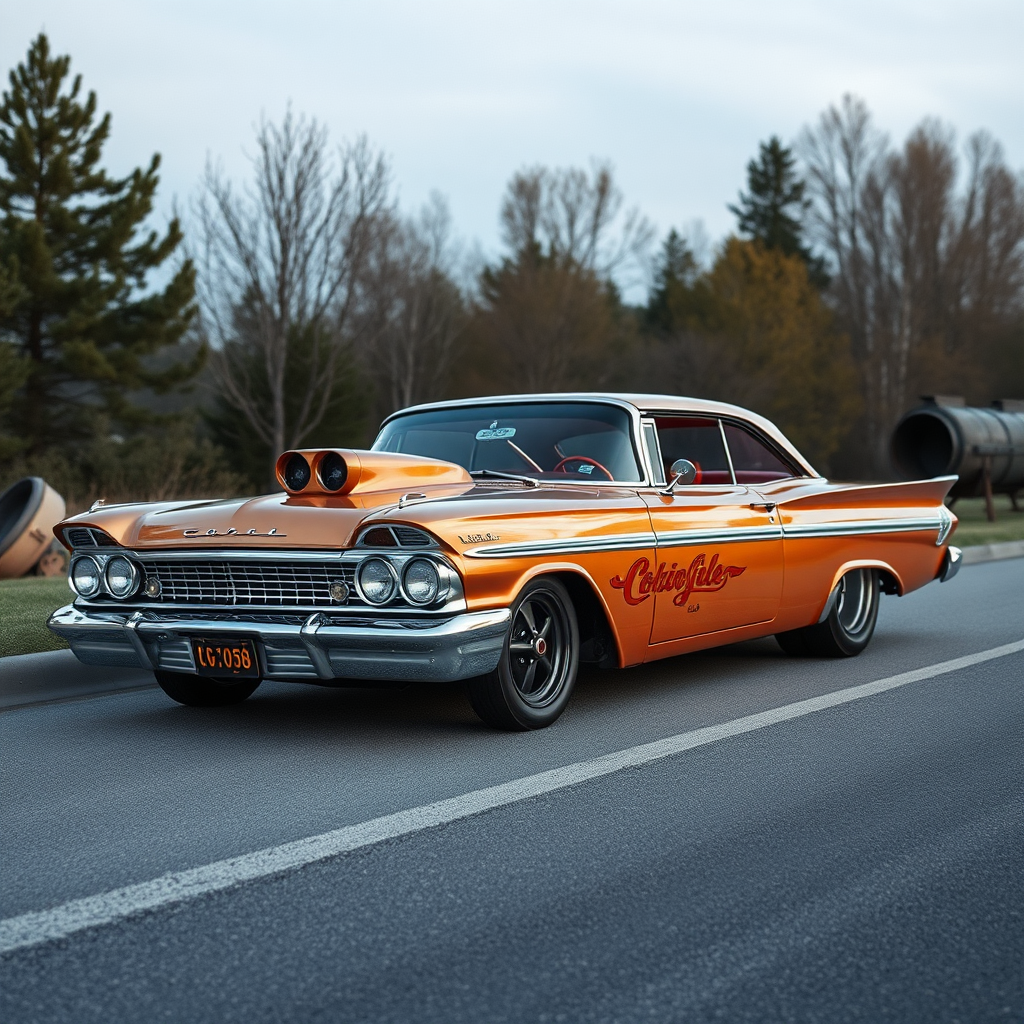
[936, 505, 953, 546]
[464, 514, 942, 560]
[782, 516, 942, 539]
[464, 532, 657, 559]
[656, 525, 784, 546]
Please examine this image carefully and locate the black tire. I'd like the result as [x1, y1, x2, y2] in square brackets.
[774, 629, 809, 656]
[154, 670, 262, 707]
[466, 577, 579, 730]
[775, 568, 880, 658]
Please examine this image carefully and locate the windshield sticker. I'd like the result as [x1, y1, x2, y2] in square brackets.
[476, 421, 516, 441]
[610, 554, 746, 607]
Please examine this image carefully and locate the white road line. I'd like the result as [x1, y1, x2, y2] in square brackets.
[2, 639, 1022, 955]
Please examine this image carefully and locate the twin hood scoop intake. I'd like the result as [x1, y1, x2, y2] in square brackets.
[275, 448, 472, 497]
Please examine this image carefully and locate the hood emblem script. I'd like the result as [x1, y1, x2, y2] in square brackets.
[183, 527, 286, 538]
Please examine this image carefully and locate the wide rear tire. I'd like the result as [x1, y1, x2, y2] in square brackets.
[775, 568, 880, 658]
[154, 670, 262, 707]
[466, 577, 579, 730]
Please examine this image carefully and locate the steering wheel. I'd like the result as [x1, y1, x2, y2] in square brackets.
[552, 455, 614, 481]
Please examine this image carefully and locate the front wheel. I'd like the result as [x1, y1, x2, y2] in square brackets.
[775, 568, 880, 658]
[466, 578, 579, 730]
[155, 670, 262, 707]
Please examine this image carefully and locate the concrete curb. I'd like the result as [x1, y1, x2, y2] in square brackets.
[0, 540, 1020, 711]
[960, 539, 1024, 565]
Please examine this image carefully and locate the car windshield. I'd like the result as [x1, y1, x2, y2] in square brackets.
[373, 402, 644, 483]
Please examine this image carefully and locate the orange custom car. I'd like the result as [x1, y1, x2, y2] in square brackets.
[48, 394, 961, 729]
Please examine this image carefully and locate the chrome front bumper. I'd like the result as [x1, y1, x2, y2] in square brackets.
[48, 604, 510, 683]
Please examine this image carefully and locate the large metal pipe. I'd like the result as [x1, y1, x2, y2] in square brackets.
[891, 399, 1024, 497]
[0, 477, 68, 578]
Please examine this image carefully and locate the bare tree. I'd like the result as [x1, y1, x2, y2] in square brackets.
[467, 163, 651, 394]
[193, 111, 390, 478]
[359, 194, 465, 419]
[500, 162, 653, 278]
[800, 96, 1024, 475]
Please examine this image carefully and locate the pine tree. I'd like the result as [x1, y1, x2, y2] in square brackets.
[729, 136, 828, 287]
[644, 229, 716, 333]
[0, 34, 199, 459]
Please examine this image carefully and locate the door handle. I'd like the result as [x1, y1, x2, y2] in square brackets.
[750, 502, 777, 512]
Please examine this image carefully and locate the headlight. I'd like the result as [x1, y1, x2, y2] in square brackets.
[402, 558, 441, 605]
[70, 555, 101, 598]
[104, 555, 140, 599]
[356, 557, 397, 605]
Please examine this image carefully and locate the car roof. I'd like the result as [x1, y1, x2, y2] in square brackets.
[381, 392, 820, 477]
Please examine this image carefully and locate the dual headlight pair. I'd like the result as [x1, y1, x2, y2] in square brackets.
[355, 556, 448, 607]
[70, 554, 140, 600]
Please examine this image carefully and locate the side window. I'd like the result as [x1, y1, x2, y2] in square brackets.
[722, 423, 800, 483]
[655, 417, 733, 485]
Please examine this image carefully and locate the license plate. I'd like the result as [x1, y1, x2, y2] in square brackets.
[191, 638, 259, 678]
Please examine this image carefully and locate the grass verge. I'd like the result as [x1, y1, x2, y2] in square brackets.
[949, 494, 1024, 547]
[0, 577, 71, 658]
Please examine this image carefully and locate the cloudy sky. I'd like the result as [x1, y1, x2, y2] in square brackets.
[4, 0, 1023, 279]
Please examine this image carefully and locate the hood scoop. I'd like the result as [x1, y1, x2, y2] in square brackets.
[275, 448, 471, 497]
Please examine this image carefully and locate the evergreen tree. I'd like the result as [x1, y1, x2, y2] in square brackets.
[0, 34, 199, 459]
[729, 136, 828, 287]
[644, 229, 716, 333]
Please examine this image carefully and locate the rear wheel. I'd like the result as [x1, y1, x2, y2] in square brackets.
[775, 568, 880, 658]
[466, 578, 579, 730]
[154, 670, 262, 707]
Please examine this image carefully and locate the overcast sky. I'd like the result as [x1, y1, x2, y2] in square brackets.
[4, 0, 1023, 286]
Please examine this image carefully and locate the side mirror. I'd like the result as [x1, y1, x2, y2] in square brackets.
[660, 458, 697, 495]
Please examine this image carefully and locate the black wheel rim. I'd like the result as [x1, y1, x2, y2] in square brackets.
[836, 569, 875, 637]
[507, 590, 570, 709]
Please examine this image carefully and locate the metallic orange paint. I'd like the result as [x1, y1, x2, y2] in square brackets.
[53, 394, 958, 675]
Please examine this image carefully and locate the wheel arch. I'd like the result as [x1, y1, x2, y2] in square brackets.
[824, 559, 903, 606]
[515, 563, 622, 669]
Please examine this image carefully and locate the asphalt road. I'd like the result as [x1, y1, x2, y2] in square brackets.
[1, 558, 1022, 1023]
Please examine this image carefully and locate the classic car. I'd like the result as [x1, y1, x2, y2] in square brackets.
[48, 394, 962, 729]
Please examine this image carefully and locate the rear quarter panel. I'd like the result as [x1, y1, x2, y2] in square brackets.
[757, 477, 957, 632]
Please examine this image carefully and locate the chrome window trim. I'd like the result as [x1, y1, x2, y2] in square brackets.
[640, 408, 815, 483]
[717, 415, 807, 483]
[641, 419, 666, 486]
[718, 418, 738, 485]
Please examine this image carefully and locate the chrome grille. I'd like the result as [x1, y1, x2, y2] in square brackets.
[140, 561, 358, 608]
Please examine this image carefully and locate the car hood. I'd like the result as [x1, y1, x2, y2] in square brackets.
[55, 484, 476, 551]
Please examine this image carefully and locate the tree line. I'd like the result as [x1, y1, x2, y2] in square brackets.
[2, 34, 1022, 506]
